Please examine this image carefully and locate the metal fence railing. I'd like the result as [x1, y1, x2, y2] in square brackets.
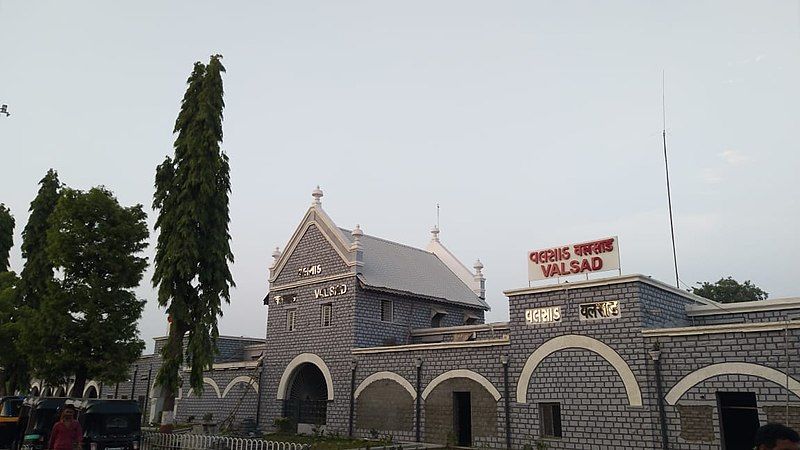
[141, 432, 309, 450]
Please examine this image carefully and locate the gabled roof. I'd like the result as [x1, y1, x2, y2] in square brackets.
[339, 228, 490, 310]
[268, 188, 488, 310]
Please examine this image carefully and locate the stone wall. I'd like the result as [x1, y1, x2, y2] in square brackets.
[355, 379, 414, 432]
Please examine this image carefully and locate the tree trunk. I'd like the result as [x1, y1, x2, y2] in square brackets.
[0, 372, 7, 396]
[72, 369, 87, 398]
[156, 320, 187, 432]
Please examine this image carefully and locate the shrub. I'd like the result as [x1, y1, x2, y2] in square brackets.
[273, 417, 293, 434]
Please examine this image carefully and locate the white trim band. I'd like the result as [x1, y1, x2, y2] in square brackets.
[666, 362, 800, 405]
[354, 371, 416, 400]
[351, 338, 509, 355]
[686, 296, 800, 317]
[641, 321, 800, 337]
[276, 353, 335, 401]
[421, 369, 501, 401]
[504, 273, 715, 306]
[516, 334, 642, 406]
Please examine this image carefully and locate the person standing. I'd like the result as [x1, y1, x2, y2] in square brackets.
[754, 423, 800, 450]
[48, 407, 82, 450]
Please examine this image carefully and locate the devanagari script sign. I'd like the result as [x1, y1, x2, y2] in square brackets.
[528, 236, 620, 281]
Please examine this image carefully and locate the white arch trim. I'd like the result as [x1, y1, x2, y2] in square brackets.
[83, 381, 101, 398]
[666, 362, 800, 405]
[222, 376, 258, 398]
[516, 334, 643, 406]
[276, 353, 334, 401]
[421, 369, 501, 401]
[187, 377, 222, 398]
[354, 371, 416, 400]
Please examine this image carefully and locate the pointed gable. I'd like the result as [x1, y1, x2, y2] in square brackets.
[269, 188, 355, 287]
[271, 223, 352, 286]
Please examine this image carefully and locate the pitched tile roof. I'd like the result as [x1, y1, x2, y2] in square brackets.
[339, 228, 489, 310]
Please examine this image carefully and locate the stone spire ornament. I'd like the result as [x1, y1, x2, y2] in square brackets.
[312, 185, 323, 207]
[473, 259, 486, 299]
[270, 247, 282, 269]
[351, 224, 363, 251]
[430, 225, 440, 243]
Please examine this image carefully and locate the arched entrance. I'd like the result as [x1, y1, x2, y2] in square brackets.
[30, 386, 40, 397]
[84, 386, 98, 398]
[284, 363, 329, 429]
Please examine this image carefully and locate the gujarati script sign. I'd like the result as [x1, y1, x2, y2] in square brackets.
[528, 236, 619, 281]
[578, 301, 621, 321]
[525, 306, 562, 325]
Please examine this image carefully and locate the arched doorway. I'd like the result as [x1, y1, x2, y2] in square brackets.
[284, 363, 329, 429]
[85, 386, 98, 398]
[30, 386, 40, 397]
[54, 387, 66, 397]
[43, 387, 53, 397]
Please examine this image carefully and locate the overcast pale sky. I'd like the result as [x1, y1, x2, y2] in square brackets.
[2, 1, 799, 352]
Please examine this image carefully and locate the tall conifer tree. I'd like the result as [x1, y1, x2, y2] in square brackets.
[13, 170, 61, 393]
[0, 204, 25, 395]
[0, 204, 13, 272]
[19, 169, 61, 308]
[152, 55, 233, 418]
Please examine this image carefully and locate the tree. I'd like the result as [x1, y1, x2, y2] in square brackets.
[28, 187, 149, 395]
[0, 204, 13, 273]
[152, 54, 234, 421]
[19, 169, 62, 309]
[15, 170, 61, 393]
[0, 204, 26, 395]
[692, 277, 768, 303]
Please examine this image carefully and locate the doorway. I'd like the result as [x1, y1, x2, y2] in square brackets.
[453, 392, 472, 447]
[284, 363, 329, 431]
[717, 392, 760, 450]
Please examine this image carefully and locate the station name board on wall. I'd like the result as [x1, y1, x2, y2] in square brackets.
[525, 306, 561, 325]
[528, 236, 620, 281]
[579, 301, 621, 321]
[313, 284, 347, 299]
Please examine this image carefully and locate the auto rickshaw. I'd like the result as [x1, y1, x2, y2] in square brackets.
[16, 397, 69, 450]
[65, 399, 141, 450]
[0, 396, 24, 450]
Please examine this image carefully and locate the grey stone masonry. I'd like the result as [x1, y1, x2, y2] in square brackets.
[50, 191, 800, 450]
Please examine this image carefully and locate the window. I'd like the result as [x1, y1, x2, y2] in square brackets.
[287, 309, 297, 331]
[381, 300, 393, 322]
[539, 402, 562, 438]
[431, 312, 445, 328]
[321, 304, 332, 327]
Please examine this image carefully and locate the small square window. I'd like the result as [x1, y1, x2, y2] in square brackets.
[286, 309, 296, 332]
[539, 402, 562, 438]
[321, 304, 332, 327]
[381, 300, 393, 322]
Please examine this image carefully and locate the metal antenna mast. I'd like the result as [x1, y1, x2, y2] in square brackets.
[436, 203, 440, 230]
[662, 71, 680, 288]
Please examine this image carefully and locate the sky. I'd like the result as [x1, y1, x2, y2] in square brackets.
[1, 1, 798, 353]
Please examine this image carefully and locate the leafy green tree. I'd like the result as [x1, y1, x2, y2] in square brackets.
[16, 170, 61, 392]
[0, 204, 26, 395]
[692, 277, 768, 303]
[19, 169, 62, 309]
[152, 54, 234, 419]
[28, 187, 149, 395]
[0, 204, 13, 273]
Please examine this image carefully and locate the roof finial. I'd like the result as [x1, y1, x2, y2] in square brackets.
[430, 225, 440, 243]
[270, 247, 282, 268]
[311, 185, 323, 207]
[473, 258, 486, 299]
[351, 224, 363, 251]
[473, 259, 484, 276]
